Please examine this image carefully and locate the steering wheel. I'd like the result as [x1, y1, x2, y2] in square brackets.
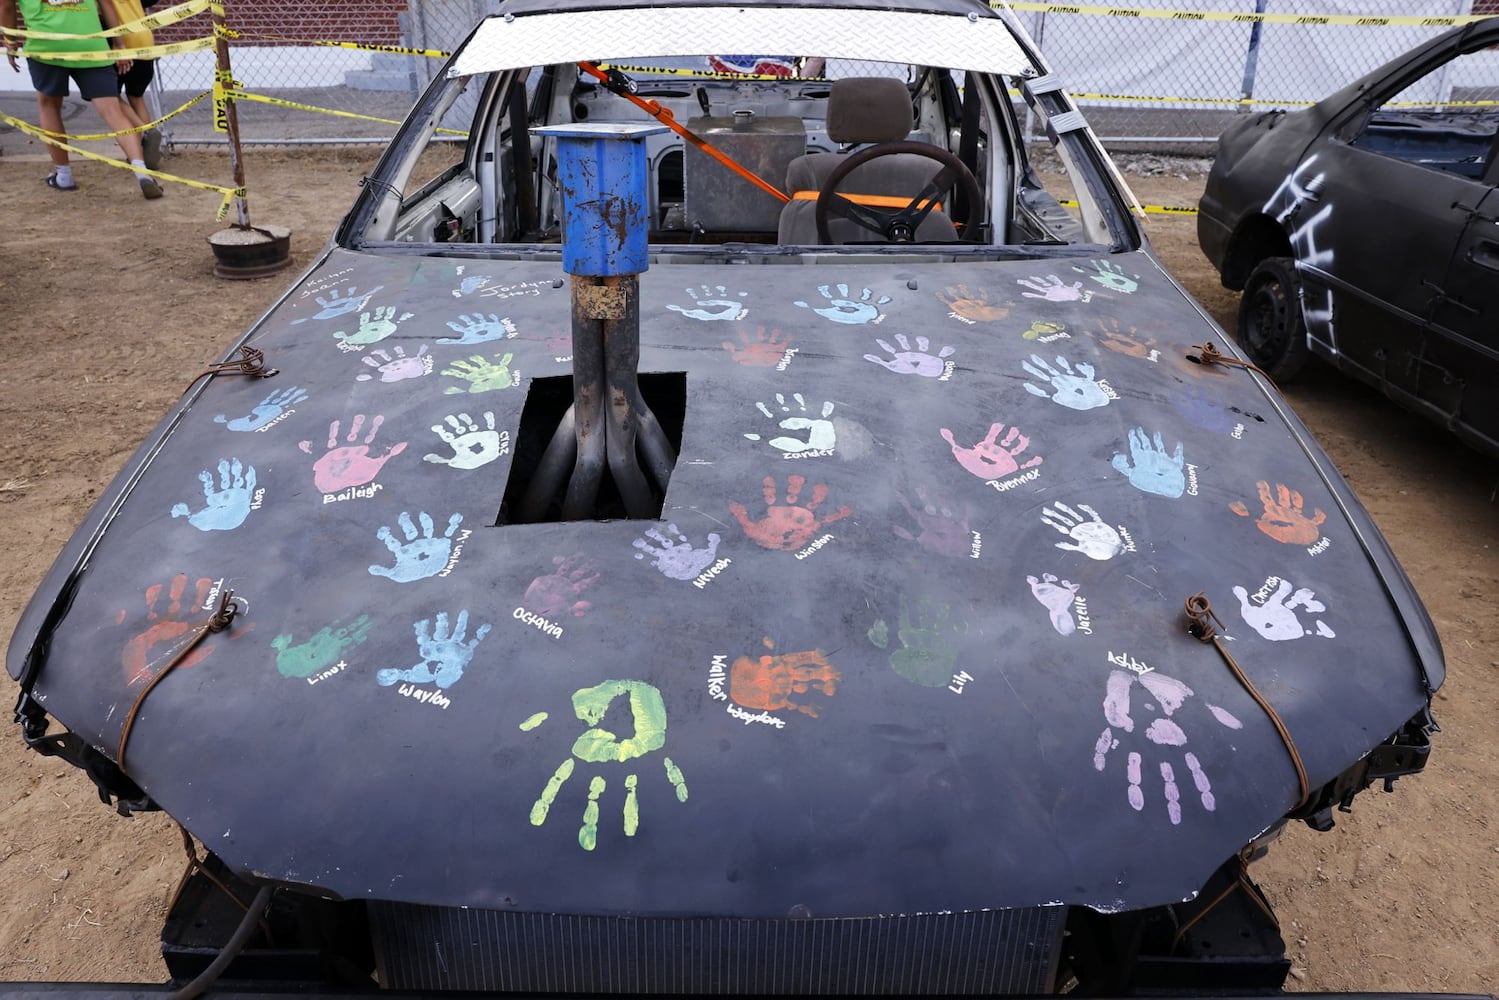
[815, 141, 981, 244]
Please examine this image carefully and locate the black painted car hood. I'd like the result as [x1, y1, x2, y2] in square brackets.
[8, 246, 1440, 916]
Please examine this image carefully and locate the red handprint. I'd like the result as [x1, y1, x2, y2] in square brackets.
[731, 642, 840, 718]
[730, 474, 850, 551]
[1230, 481, 1327, 545]
[118, 575, 216, 686]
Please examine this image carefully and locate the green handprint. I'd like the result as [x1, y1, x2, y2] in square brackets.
[442, 353, 517, 394]
[334, 306, 415, 347]
[868, 595, 964, 687]
[270, 615, 373, 678]
[526, 680, 688, 851]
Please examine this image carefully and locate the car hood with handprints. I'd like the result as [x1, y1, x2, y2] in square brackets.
[8, 248, 1441, 916]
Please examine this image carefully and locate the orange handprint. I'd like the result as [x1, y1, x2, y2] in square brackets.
[721, 327, 793, 367]
[729, 474, 850, 551]
[939, 284, 1010, 322]
[730, 640, 840, 718]
[1092, 319, 1154, 359]
[1230, 481, 1327, 545]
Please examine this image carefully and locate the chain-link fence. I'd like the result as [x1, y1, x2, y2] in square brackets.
[145, 0, 1498, 149]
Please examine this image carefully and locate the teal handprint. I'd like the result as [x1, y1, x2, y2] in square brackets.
[334, 306, 415, 347]
[214, 386, 308, 431]
[170, 458, 256, 531]
[271, 615, 372, 678]
[368, 511, 464, 582]
[527, 680, 689, 851]
[438, 313, 516, 345]
[442, 353, 516, 394]
[376, 610, 491, 689]
[1073, 259, 1140, 294]
[868, 594, 964, 687]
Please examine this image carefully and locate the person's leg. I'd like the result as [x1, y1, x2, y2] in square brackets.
[27, 61, 71, 179]
[35, 93, 69, 170]
[75, 65, 160, 197]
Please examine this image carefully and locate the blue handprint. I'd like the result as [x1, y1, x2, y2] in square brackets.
[369, 511, 464, 583]
[453, 274, 489, 297]
[376, 610, 492, 689]
[1022, 354, 1110, 410]
[213, 386, 308, 431]
[1111, 428, 1186, 498]
[294, 285, 384, 322]
[794, 284, 891, 325]
[438, 313, 516, 345]
[170, 458, 257, 531]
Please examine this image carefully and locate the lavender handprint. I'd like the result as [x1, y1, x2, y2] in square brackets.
[1172, 385, 1235, 435]
[1111, 428, 1185, 498]
[863, 334, 955, 377]
[1233, 578, 1336, 641]
[1022, 354, 1110, 410]
[892, 486, 971, 558]
[438, 313, 516, 345]
[1092, 669, 1244, 825]
[368, 511, 464, 583]
[1027, 573, 1079, 635]
[169, 458, 257, 531]
[376, 610, 492, 689]
[632, 524, 722, 581]
[795, 284, 891, 324]
[356, 346, 431, 383]
[213, 386, 308, 431]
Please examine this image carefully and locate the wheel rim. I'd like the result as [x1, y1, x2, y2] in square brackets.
[1242, 273, 1291, 364]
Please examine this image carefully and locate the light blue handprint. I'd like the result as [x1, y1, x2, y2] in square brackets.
[1111, 428, 1186, 498]
[1073, 260, 1140, 294]
[794, 284, 891, 325]
[453, 274, 489, 297]
[170, 458, 257, 531]
[438, 313, 516, 344]
[665, 285, 748, 321]
[376, 610, 492, 689]
[294, 285, 384, 322]
[1022, 354, 1110, 410]
[213, 386, 308, 431]
[369, 511, 464, 583]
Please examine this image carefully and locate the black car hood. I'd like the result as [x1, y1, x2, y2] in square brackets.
[8, 247, 1440, 916]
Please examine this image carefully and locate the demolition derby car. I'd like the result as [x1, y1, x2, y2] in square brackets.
[6, 0, 1452, 994]
[1199, 17, 1499, 457]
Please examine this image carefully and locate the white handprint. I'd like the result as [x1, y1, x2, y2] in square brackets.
[1021, 354, 1110, 410]
[1017, 275, 1092, 303]
[423, 411, 506, 470]
[794, 283, 892, 324]
[1027, 573, 1079, 635]
[1041, 502, 1123, 560]
[743, 394, 837, 453]
[666, 285, 748, 321]
[1233, 579, 1336, 641]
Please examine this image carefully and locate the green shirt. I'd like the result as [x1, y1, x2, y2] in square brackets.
[18, 0, 113, 69]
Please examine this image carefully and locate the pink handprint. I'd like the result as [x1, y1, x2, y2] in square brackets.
[940, 422, 1042, 480]
[524, 554, 600, 618]
[299, 413, 407, 493]
[722, 327, 794, 367]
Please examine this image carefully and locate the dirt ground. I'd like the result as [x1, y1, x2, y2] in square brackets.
[0, 144, 1496, 992]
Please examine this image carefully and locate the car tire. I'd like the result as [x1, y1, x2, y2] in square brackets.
[1236, 256, 1312, 381]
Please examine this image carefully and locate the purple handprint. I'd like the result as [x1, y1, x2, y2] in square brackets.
[299, 413, 407, 493]
[633, 524, 722, 581]
[525, 554, 600, 618]
[356, 345, 431, 383]
[892, 486, 971, 558]
[940, 422, 1042, 480]
[863, 334, 955, 378]
[1172, 385, 1235, 435]
[1093, 669, 1243, 825]
[1027, 573, 1079, 635]
[1017, 275, 1092, 303]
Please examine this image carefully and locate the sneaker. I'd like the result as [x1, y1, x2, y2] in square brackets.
[45, 172, 78, 191]
[142, 129, 163, 171]
[139, 175, 163, 200]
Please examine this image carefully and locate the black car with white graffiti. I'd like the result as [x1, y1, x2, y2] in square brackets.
[1198, 17, 1499, 457]
[4, 0, 1456, 996]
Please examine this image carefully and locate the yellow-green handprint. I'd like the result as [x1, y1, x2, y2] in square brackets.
[526, 680, 688, 851]
[442, 353, 517, 394]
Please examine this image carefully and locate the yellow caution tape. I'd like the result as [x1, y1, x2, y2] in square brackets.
[26, 35, 216, 61]
[0, 110, 244, 220]
[26, 91, 209, 141]
[1060, 198, 1197, 216]
[0, 0, 209, 43]
[997, 1, 1495, 27]
[226, 30, 450, 60]
[223, 89, 469, 136]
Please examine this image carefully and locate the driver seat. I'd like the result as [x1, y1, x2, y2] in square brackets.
[777, 76, 961, 245]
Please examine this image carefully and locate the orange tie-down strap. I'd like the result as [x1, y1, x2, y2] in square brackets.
[792, 190, 943, 212]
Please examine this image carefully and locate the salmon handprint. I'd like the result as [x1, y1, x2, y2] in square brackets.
[731, 640, 840, 718]
[721, 327, 793, 367]
[730, 474, 850, 551]
[939, 284, 1010, 322]
[1231, 481, 1327, 545]
[119, 575, 217, 686]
